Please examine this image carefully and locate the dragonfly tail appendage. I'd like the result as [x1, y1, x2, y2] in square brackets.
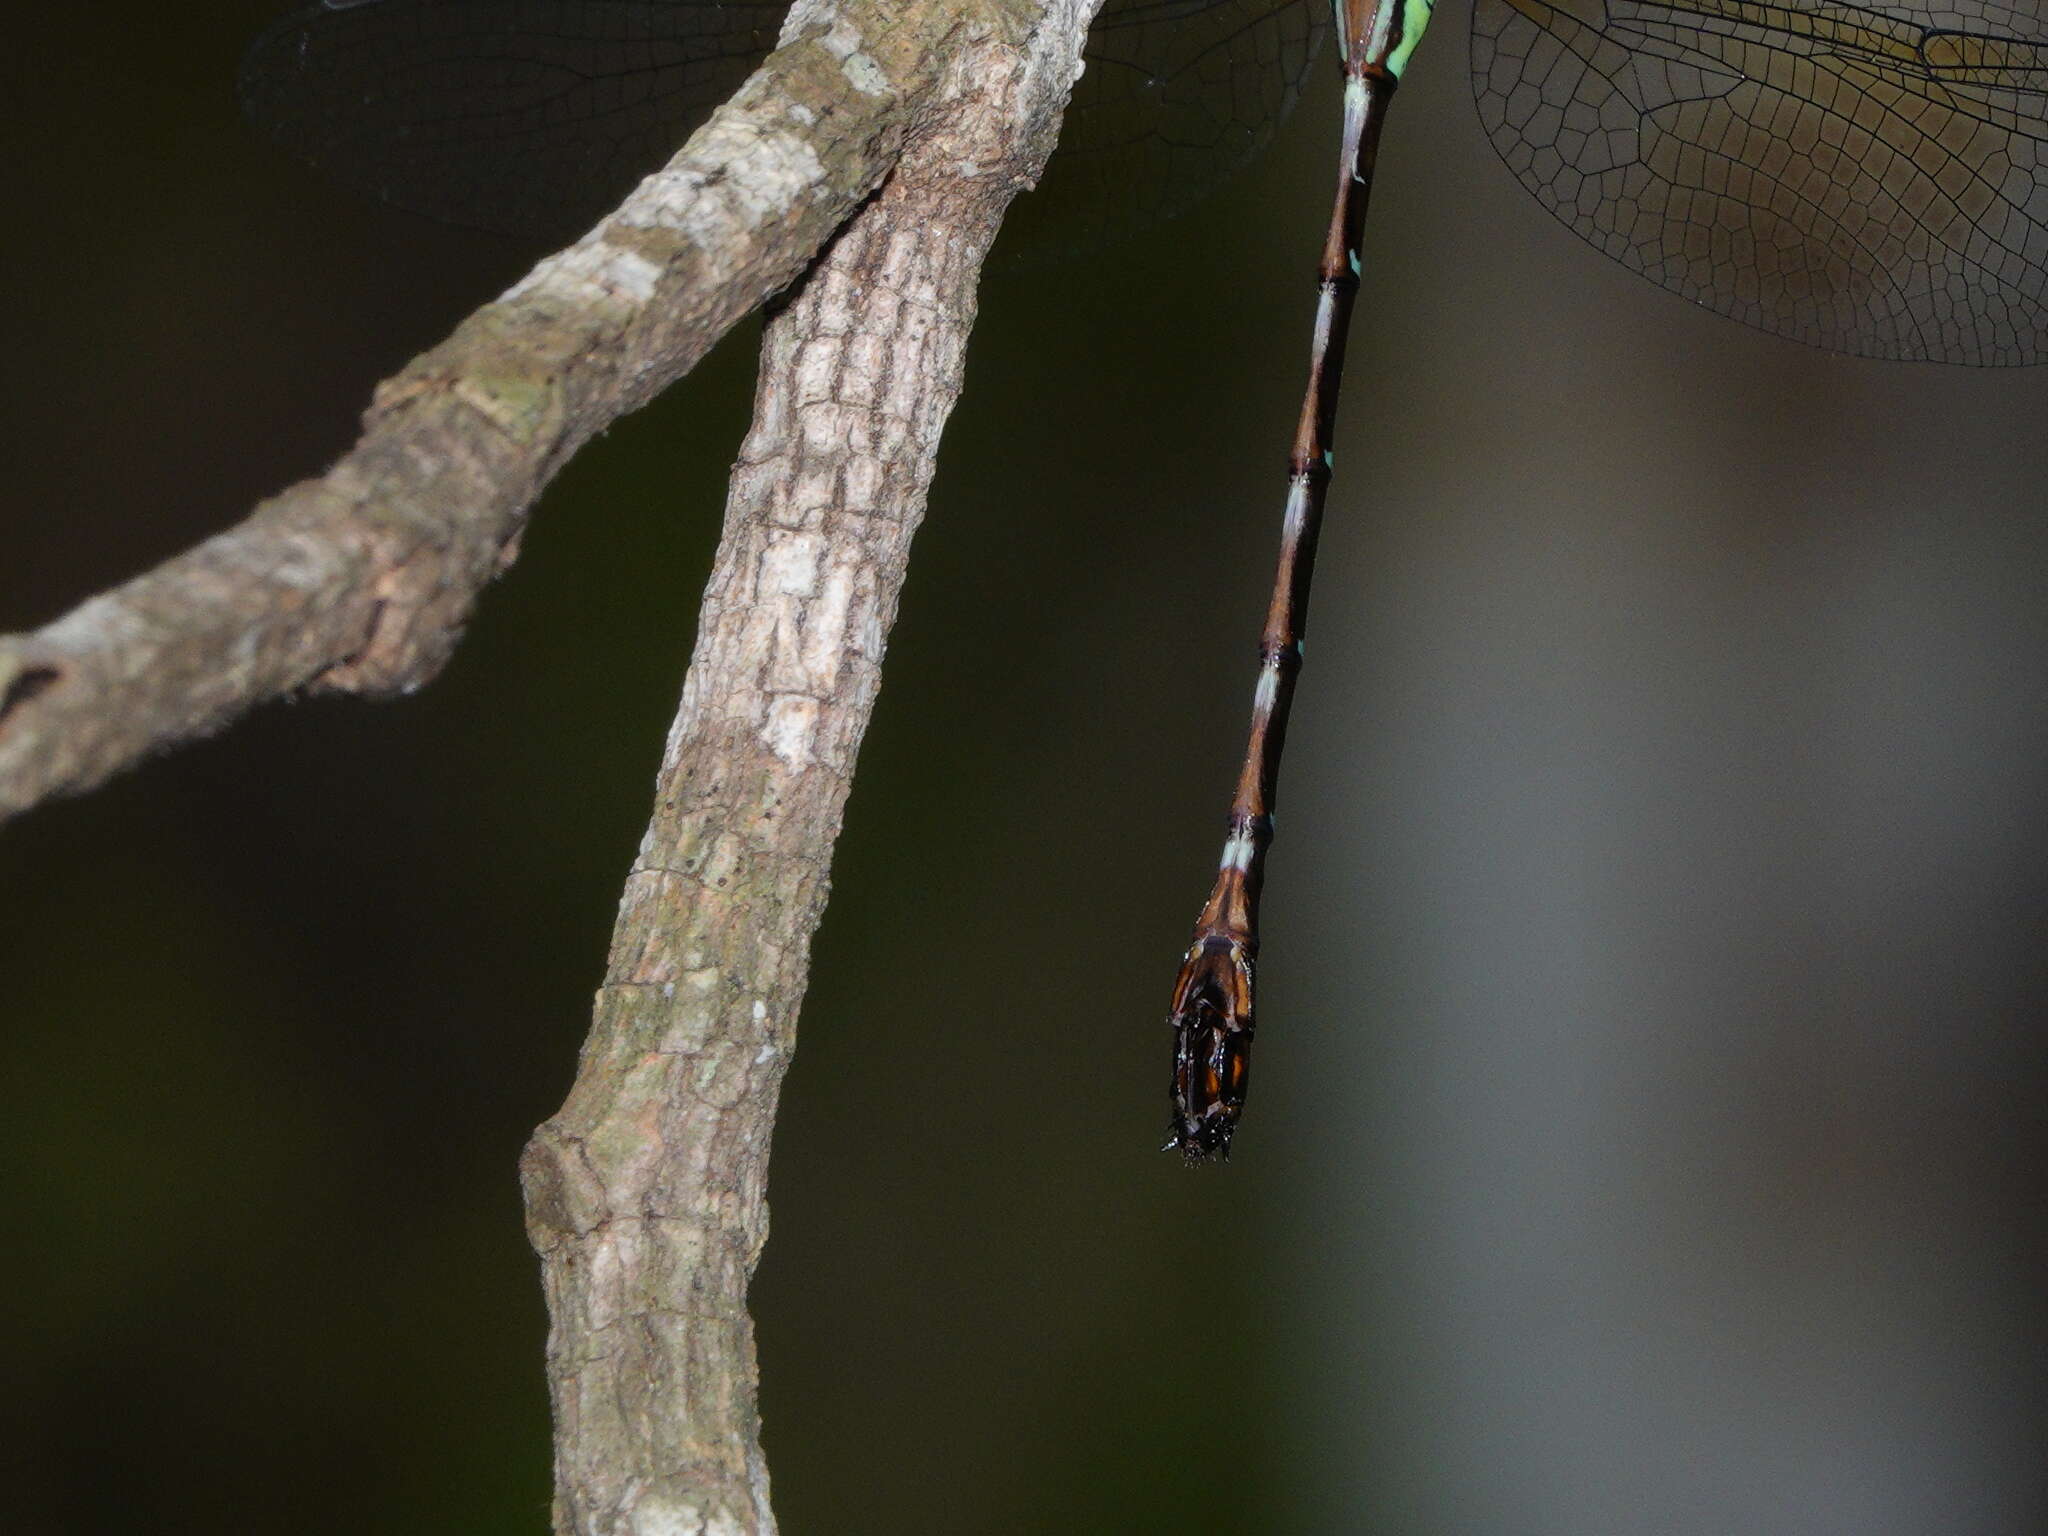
[1165, 929, 1256, 1162]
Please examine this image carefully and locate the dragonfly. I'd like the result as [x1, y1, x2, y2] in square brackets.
[241, 0, 2048, 1160]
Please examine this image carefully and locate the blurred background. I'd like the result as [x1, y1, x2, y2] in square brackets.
[3, 3, 2044, 1532]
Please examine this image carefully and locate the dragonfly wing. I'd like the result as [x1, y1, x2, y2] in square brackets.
[1470, 0, 2048, 364]
[240, 1, 788, 242]
[243, 1, 1332, 262]
[998, 0, 1332, 264]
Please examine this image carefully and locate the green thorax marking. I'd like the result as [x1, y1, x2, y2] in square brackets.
[1336, 0, 1434, 78]
[1389, 0, 1434, 79]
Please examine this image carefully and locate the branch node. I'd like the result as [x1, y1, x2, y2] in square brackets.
[0, 650, 61, 726]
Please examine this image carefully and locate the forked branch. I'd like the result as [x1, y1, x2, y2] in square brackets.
[0, 0, 1016, 826]
[6, 0, 1100, 1531]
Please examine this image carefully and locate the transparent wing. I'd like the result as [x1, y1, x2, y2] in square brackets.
[1000, 0, 1331, 262]
[1470, 0, 2048, 364]
[238, 1, 787, 243]
[240, 1, 1330, 258]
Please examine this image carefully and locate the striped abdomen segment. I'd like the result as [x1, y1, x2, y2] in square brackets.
[1165, 0, 1424, 1160]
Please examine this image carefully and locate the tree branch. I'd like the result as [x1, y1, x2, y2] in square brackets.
[4, 0, 1100, 1525]
[0, 0, 971, 826]
[516, 3, 1098, 1530]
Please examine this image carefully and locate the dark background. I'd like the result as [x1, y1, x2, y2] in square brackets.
[4, 3, 2045, 1532]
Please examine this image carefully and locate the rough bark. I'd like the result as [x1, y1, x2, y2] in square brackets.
[3, 0, 1100, 1525]
[511, 4, 1098, 1533]
[0, 0, 989, 827]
